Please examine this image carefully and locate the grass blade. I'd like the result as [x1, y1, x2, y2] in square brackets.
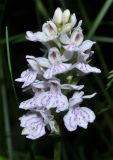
[93, 36, 113, 43]
[5, 26, 18, 105]
[0, 46, 13, 160]
[87, 0, 113, 38]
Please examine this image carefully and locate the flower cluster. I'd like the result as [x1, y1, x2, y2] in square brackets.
[16, 8, 101, 139]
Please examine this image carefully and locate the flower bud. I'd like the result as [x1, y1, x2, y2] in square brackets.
[70, 13, 77, 28]
[62, 9, 70, 24]
[53, 7, 63, 25]
[62, 23, 72, 33]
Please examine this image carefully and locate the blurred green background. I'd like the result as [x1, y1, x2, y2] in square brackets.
[1, 0, 113, 159]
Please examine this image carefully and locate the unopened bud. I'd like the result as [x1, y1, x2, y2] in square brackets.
[70, 13, 77, 28]
[62, 9, 70, 24]
[62, 23, 72, 33]
[53, 7, 63, 25]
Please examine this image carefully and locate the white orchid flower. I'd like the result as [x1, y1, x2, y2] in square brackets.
[36, 47, 72, 79]
[19, 112, 46, 139]
[15, 57, 42, 88]
[35, 79, 69, 112]
[63, 105, 96, 131]
[19, 110, 57, 139]
[19, 80, 47, 110]
[63, 91, 96, 131]
[26, 21, 58, 43]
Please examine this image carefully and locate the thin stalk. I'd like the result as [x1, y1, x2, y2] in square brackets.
[5, 26, 18, 105]
[0, 46, 13, 160]
[87, 0, 113, 38]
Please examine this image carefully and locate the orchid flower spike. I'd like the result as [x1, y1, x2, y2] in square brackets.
[16, 7, 101, 140]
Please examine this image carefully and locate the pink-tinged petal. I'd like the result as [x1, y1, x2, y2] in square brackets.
[71, 26, 83, 46]
[19, 113, 46, 140]
[60, 34, 71, 45]
[63, 109, 77, 131]
[26, 31, 48, 42]
[42, 21, 57, 37]
[44, 63, 72, 79]
[79, 40, 96, 52]
[64, 44, 79, 52]
[61, 84, 84, 90]
[81, 107, 96, 123]
[73, 63, 101, 74]
[48, 47, 61, 64]
[56, 93, 68, 112]
[15, 69, 37, 88]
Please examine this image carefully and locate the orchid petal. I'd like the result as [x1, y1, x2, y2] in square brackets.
[71, 26, 83, 45]
[60, 34, 71, 45]
[44, 63, 72, 79]
[61, 84, 84, 90]
[56, 93, 68, 112]
[64, 44, 79, 52]
[69, 91, 84, 107]
[42, 21, 57, 36]
[15, 69, 37, 88]
[36, 57, 51, 68]
[32, 80, 48, 89]
[73, 63, 101, 74]
[83, 93, 96, 99]
[19, 112, 46, 139]
[48, 47, 61, 64]
[81, 107, 96, 122]
[26, 31, 48, 42]
[36, 92, 56, 109]
[63, 106, 95, 131]
[79, 40, 96, 52]
[63, 109, 77, 131]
